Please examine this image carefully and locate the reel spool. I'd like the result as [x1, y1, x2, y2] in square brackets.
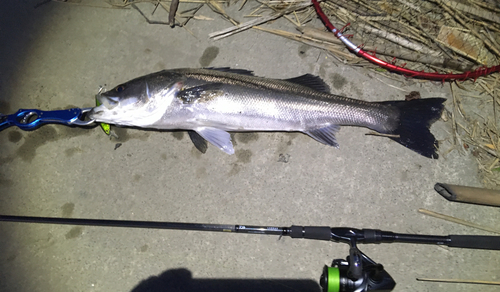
[320, 249, 396, 292]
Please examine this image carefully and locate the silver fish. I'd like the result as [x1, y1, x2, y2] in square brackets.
[90, 68, 445, 158]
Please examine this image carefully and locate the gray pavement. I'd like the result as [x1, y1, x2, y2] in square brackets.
[0, 1, 499, 291]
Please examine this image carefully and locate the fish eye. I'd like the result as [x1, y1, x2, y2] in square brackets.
[116, 85, 126, 93]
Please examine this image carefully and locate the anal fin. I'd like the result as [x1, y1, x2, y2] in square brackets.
[305, 124, 340, 148]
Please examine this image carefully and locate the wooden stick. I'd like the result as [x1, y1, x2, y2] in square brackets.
[169, 0, 180, 27]
[253, 26, 354, 60]
[418, 209, 500, 234]
[238, 0, 248, 11]
[180, 4, 205, 26]
[416, 18, 455, 60]
[474, 0, 500, 14]
[450, 83, 461, 147]
[366, 132, 401, 138]
[156, 2, 196, 36]
[442, 1, 500, 24]
[417, 278, 500, 285]
[298, 27, 472, 71]
[104, 0, 228, 9]
[477, 81, 498, 127]
[355, 22, 440, 56]
[209, 2, 312, 40]
[207, 0, 239, 26]
[436, 0, 500, 58]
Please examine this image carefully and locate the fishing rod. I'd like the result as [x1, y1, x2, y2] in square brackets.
[1, 214, 499, 292]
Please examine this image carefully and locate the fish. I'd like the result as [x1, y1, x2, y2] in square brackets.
[89, 68, 445, 158]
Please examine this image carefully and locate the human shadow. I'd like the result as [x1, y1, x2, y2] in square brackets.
[131, 268, 321, 292]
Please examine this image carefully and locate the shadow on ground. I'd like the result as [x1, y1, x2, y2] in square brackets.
[131, 268, 321, 292]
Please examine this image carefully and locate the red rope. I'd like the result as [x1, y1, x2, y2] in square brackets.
[311, 0, 500, 81]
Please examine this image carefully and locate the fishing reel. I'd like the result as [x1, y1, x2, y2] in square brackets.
[320, 246, 395, 292]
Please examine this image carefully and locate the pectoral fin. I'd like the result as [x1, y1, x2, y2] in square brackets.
[305, 124, 340, 148]
[194, 127, 234, 154]
[188, 130, 208, 154]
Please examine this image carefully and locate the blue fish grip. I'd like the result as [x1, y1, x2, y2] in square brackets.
[0, 108, 94, 132]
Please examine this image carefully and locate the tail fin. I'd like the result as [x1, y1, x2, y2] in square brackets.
[381, 98, 446, 159]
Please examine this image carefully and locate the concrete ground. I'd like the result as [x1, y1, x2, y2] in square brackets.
[0, 1, 499, 291]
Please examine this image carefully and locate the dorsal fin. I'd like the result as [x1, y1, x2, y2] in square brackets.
[204, 67, 255, 76]
[284, 74, 330, 93]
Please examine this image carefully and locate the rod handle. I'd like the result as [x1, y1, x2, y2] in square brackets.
[289, 226, 331, 240]
[449, 235, 500, 250]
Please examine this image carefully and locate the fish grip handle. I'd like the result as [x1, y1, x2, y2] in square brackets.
[0, 108, 94, 131]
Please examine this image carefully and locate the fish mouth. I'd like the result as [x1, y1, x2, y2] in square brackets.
[97, 93, 120, 109]
[89, 93, 119, 119]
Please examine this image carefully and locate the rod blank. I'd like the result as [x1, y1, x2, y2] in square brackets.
[1, 215, 500, 250]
